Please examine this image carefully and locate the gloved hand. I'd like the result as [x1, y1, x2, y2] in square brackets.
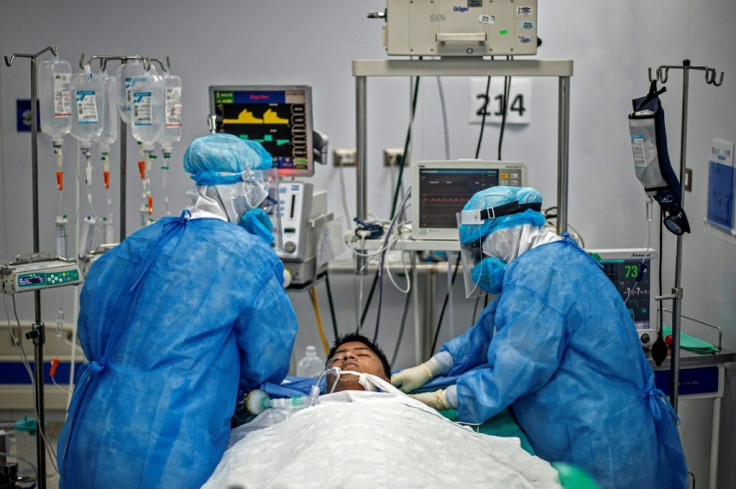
[391, 364, 433, 393]
[239, 208, 274, 244]
[410, 389, 451, 411]
[391, 354, 451, 393]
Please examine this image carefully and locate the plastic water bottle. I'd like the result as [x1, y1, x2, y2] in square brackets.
[70, 70, 105, 149]
[296, 345, 325, 377]
[114, 59, 145, 123]
[39, 58, 72, 146]
[130, 68, 165, 151]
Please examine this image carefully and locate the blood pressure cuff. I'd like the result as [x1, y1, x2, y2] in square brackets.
[628, 81, 690, 235]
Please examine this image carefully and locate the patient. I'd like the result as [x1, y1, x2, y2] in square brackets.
[203, 334, 565, 489]
[325, 333, 391, 392]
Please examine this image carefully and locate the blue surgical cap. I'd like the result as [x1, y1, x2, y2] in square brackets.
[183, 134, 273, 186]
[459, 186, 546, 244]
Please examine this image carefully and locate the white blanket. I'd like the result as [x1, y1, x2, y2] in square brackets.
[203, 391, 562, 489]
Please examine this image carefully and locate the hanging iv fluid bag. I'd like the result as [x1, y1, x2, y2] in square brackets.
[159, 73, 182, 155]
[70, 71, 105, 148]
[98, 73, 119, 154]
[628, 81, 690, 235]
[130, 68, 165, 150]
[39, 58, 72, 144]
[114, 60, 146, 124]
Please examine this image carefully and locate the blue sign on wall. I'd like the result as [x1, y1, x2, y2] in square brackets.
[16, 99, 40, 132]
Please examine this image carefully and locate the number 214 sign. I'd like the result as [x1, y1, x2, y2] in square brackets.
[468, 77, 532, 125]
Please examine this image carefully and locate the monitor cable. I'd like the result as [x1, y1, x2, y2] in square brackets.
[358, 75, 421, 333]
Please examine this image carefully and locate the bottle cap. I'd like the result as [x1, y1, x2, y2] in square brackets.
[14, 415, 37, 433]
[306, 345, 317, 356]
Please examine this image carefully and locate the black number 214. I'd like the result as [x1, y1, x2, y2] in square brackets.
[476, 93, 526, 117]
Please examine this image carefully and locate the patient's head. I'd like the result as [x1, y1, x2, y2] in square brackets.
[325, 333, 391, 393]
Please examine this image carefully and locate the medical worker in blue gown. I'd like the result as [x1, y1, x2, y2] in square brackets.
[392, 186, 687, 489]
[57, 134, 298, 489]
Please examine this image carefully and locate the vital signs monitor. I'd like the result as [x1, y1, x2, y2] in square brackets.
[411, 160, 527, 240]
[209, 85, 314, 177]
[587, 248, 658, 347]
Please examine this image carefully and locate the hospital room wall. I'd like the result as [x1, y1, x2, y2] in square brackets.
[0, 0, 735, 486]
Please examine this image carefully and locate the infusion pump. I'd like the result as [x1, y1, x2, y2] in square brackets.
[373, 0, 539, 57]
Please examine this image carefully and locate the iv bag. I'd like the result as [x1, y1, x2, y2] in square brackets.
[159, 73, 183, 154]
[130, 68, 165, 149]
[114, 60, 146, 124]
[39, 59, 72, 144]
[98, 73, 119, 154]
[70, 72, 105, 148]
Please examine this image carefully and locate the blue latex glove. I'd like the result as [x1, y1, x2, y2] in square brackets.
[240, 208, 274, 244]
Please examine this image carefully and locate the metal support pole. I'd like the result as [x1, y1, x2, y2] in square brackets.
[355, 76, 368, 275]
[557, 76, 571, 234]
[669, 60, 692, 410]
[4, 44, 59, 489]
[120, 120, 127, 240]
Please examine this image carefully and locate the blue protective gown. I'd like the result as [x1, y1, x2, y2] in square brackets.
[442, 237, 687, 489]
[57, 214, 297, 489]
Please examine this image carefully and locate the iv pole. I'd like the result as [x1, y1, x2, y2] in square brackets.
[4, 44, 61, 489]
[647, 59, 724, 412]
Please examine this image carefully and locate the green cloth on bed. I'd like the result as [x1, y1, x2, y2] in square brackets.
[662, 325, 720, 354]
[439, 408, 534, 454]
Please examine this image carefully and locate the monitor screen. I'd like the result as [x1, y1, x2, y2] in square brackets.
[209, 85, 314, 177]
[411, 160, 527, 240]
[587, 249, 657, 334]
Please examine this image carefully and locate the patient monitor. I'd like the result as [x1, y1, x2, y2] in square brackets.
[587, 249, 658, 347]
[411, 160, 527, 240]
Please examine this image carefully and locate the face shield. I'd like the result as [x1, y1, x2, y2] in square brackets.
[457, 211, 488, 299]
[212, 168, 283, 247]
[457, 200, 543, 298]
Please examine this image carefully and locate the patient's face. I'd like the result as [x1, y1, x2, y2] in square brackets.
[326, 341, 388, 392]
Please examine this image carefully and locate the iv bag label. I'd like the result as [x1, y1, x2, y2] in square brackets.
[132, 91, 153, 126]
[124, 76, 135, 112]
[54, 73, 72, 117]
[631, 135, 647, 167]
[165, 87, 182, 127]
[76, 90, 99, 124]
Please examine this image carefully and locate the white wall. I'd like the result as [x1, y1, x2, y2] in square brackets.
[1, 1, 735, 486]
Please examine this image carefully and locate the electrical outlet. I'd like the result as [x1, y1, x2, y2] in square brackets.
[333, 148, 356, 167]
[383, 148, 404, 167]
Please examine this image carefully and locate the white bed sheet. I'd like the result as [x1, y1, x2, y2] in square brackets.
[203, 390, 562, 489]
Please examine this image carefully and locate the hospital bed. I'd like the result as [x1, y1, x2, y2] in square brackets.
[211, 377, 599, 489]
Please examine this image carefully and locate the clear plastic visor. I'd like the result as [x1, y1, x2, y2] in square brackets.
[457, 211, 485, 298]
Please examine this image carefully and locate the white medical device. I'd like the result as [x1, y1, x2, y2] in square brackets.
[1, 257, 82, 295]
[375, 0, 539, 57]
[586, 248, 658, 347]
[275, 182, 334, 286]
[411, 160, 527, 240]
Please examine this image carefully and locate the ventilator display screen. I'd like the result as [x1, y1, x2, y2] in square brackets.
[209, 85, 314, 177]
[411, 161, 527, 240]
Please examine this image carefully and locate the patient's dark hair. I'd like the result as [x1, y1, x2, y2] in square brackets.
[327, 333, 391, 379]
